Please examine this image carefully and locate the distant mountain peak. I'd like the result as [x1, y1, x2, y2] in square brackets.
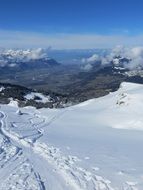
[0, 48, 60, 69]
[0, 48, 48, 62]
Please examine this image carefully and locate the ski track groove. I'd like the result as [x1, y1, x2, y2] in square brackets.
[0, 109, 137, 190]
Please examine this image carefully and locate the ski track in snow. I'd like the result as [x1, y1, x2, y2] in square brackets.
[0, 111, 46, 190]
[0, 104, 140, 190]
[0, 108, 119, 190]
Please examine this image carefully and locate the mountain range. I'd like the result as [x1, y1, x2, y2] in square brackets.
[0, 48, 60, 71]
[1, 48, 143, 106]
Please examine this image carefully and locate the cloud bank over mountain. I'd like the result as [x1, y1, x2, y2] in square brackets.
[1, 46, 143, 71]
[84, 46, 143, 70]
[0, 48, 49, 67]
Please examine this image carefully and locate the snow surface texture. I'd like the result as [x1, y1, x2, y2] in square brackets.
[0, 87, 5, 92]
[24, 92, 51, 103]
[0, 82, 143, 190]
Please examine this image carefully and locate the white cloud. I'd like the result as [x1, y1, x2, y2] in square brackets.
[108, 46, 143, 69]
[84, 46, 143, 70]
[125, 47, 143, 69]
[1, 29, 143, 49]
[82, 54, 100, 63]
[26, 48, 47, 60]
[82, 63, 93, 71]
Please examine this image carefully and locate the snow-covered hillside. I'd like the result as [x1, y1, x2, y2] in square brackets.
[0, 82, 143, 190]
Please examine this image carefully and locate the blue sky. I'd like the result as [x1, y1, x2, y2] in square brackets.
[0, 0, 143, 49]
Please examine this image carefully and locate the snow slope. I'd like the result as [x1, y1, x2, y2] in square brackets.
[0, 82, 143, 190]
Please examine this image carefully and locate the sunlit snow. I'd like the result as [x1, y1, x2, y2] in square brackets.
[0, 82, 143, 190]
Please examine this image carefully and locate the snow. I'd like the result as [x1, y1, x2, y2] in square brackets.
[0, 82, 143, 189]
[114, 66, 125, 70]
[8, 98, 19, 107]
[0, 86, 5, 92]
[24, 92, 50, 103]
[113, 58, 120, 65]
[125, 70, 143, 77]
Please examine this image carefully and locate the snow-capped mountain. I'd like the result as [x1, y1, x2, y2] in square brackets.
[0, 48, 48, 62]
[0, 82, 143, 190]
[0, 48, 60, 69]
